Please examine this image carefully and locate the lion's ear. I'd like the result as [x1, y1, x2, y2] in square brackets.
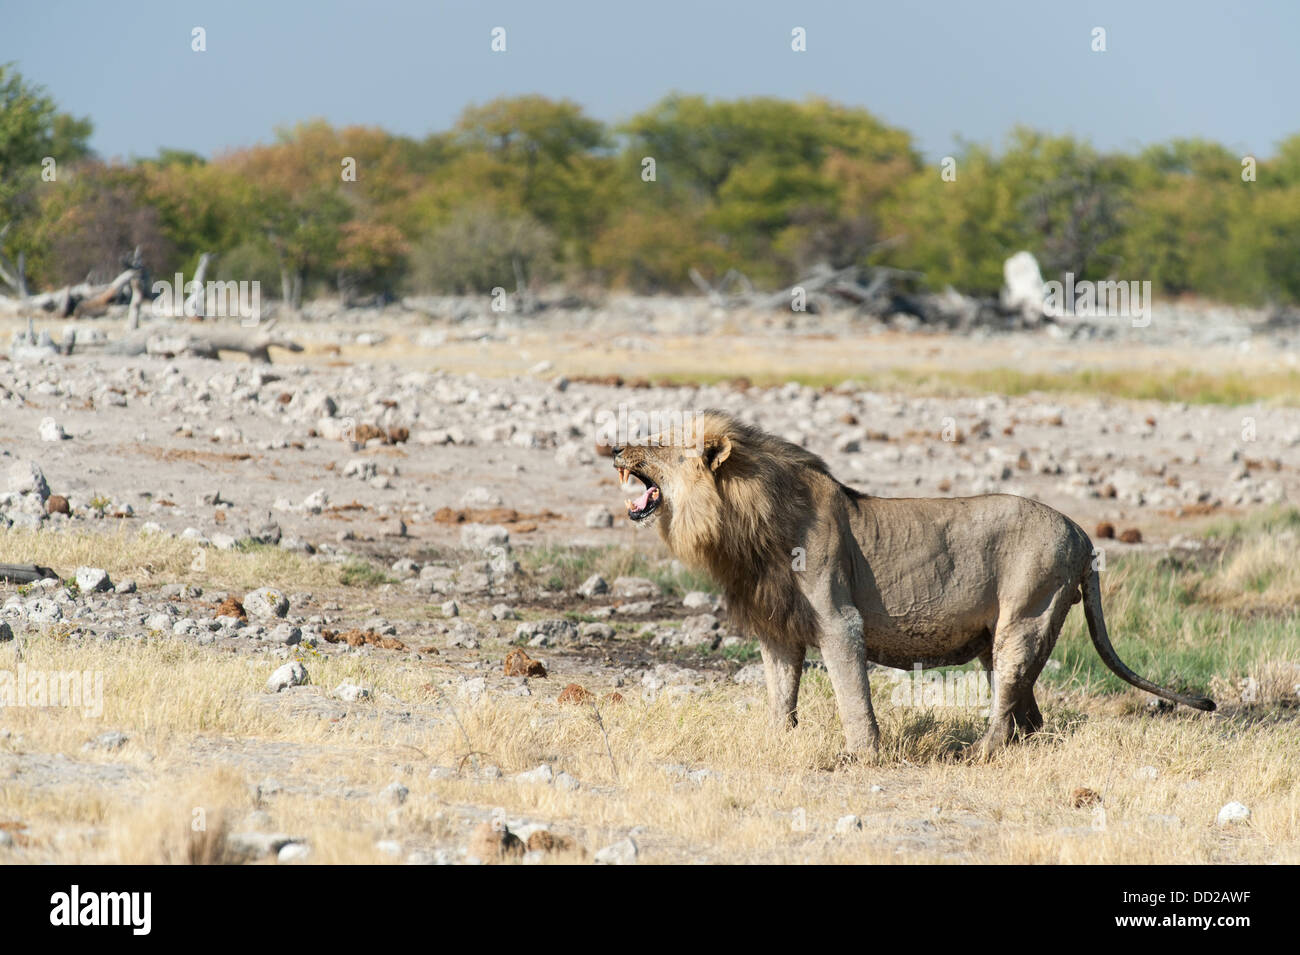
[703, 434, 732, 472]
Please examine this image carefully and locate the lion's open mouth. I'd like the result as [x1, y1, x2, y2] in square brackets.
[616, 466, 661, 522]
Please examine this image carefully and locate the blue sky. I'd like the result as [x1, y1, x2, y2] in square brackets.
[3, 0, 1294, 162]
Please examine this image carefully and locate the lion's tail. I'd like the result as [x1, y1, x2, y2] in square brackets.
[1081, 568, 1215, 712]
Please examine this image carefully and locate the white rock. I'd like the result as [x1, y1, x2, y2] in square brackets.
[300, 488, 329, 513]
[244, 587, 289, 619]
[577, 574, 608, 597]
[39, 417, 68, 442]
[612, 576, 659, 599]
[266, 661, 307, 693]
[594, 837, 638, 865]
[460, 524, 509, 551]
[1216, 802, 1251, 826]
[461, 486, 503, 508]
[277, 842, 311, 863]
[835, 814, 863, 834]
[74, 567, 112, 593]
[334, 681, 371, 703]
[515, 764, 554, 785]
[7, 460, 50, 500]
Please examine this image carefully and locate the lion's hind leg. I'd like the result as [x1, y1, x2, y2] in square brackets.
[970, 588, 1072, 761]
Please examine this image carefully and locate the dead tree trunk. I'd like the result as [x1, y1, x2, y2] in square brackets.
[0, 223, 31, 298]
[0, 563, 60, 584]
[184, 252, 214, 318]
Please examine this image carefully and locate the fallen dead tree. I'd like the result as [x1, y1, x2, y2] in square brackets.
[100, 318, 304, 363]
[12, 247, 149, 318]
[692, 260, 1045, 331]
[0, 563, 61, 585]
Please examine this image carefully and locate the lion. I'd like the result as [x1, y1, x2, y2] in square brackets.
[611, 410, 1214, 760]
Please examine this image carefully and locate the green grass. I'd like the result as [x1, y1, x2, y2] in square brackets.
[1200, 505, 1300, 541]
[649, 366, 1300, 406]
[1043, 542, 1299, 700]
[338, 559, 394, 588]
[720, 640, 761, 664]
[519, 544, 717, 597]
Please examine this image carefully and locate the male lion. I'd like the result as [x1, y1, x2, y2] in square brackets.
[611, 410, 1214, 760]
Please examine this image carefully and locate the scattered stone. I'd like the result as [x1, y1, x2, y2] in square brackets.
[577, 574, 608, 597]
[381, 782, 409, 806]
[585, 506, 614, 528]
[334, 681, 371, 703]
[612, 576, 660, 599]
[446, 620, 480, 649]
[266, 661, 308, 693]
[269, 623, 302, 645]
[1216, 802, 1251, 826]
[593, 837, 638, 865]
[1094, 522, 1115, 539]
[516, 618, 578, 647]
[7, 461, 50, 500]
[1119, 528, 1143, 544]
[277, 843, 311, 863]
[468, 822, 524, 863]
[835, 814, 862, 834]
[460, 524, 509, 551]
[244, 587, 289, 619]
[74, 567, 112, 593]
[85, 731, 129, 751]
[46, 495, 70, 515]
[515, 764, 554, 785]
[682, 590, 717, 610]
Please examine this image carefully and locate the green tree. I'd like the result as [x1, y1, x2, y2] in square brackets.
[0, 63, 93, 293]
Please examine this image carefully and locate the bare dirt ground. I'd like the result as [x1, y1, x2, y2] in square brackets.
[1, 298, 1298, 864]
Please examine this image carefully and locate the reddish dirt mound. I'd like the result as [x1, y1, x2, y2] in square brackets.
[557, 683, 594, 704]
[214, 596, 247, 619]
[433, 507, 562, 526]
[1071, 787, 1102, 808]
[504, 648, 547, 678]
[322, 629, 407, 650]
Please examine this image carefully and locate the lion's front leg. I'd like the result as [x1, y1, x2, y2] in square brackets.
[759, 640, 805, 729]
[817, 605, 881, 761]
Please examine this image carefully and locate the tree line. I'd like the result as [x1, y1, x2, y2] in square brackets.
[2, 63, 1298, 308]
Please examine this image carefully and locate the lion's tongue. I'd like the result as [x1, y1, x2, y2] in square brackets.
[631, 487, 654, 512]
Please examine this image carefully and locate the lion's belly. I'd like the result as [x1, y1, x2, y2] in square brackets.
[858, 589, 996, 667]
[848, 496, 1010, 664]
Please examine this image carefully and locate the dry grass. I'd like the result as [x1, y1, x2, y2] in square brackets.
[0, 526, 343, 593]
[1, 624, 1296, 864]
[2, 513, 1298, 864]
